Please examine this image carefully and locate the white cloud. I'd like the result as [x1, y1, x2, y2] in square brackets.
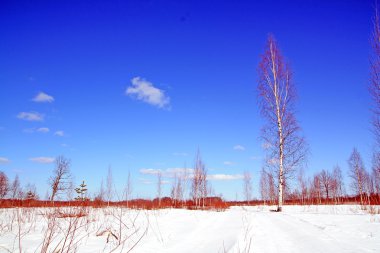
[207, 174, 244, 181]
[32, 92, 54, 103]
[140, 168, 194, 178]
[29, 157, 55, 164]
[233, 145, 245, 151]
[126, 77, 170, 108]
[250, 156, 261, 160]
[54, 130, 64, 137]
[37, 127, 50, 133]
[23, 127, 50, 133]
[17, 112, 44, 121]
[0, 157, 10, 164]
[223, 161, 234, 166]
[139, 168, 162, 175]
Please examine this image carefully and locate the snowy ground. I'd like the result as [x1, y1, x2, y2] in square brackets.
[0, 205, 379, 253]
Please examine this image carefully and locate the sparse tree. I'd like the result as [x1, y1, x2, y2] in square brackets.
[170, 174, 177, 205]
[320, 169, 333, 200]
[267, 170, 277, 205]
[259, 168, 269, 204]
[157, 171, 162, 207]
[243, 170, 252, 204]
[49, 156, 72, 203]
[66, 181, 75, 201]
[372, 153, 380, 194]
[310, 173, 322, 204]
[369, 0, 380, 206]
[200, 164, 208, 209]
[95, 178, 105, 202]
[10, 174, 21, 200]
[297, 168, 308, 205]
[257, 34, 307, 211]
[124, 171, 133, 208]
[0, 171, 8, 199]
[170, 172, 184, 207]
[106, 166, 113, 206]
[370, 5, 380, 147]
[348, 148, 366, 205]
[332, 165, 344, 203]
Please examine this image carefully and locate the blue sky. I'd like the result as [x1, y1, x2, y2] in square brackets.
[0, 0, 374, 200]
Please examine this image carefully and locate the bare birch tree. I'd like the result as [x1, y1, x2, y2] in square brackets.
[259, 168, 269, 204]
[49, 156, 72, 202]
[243, 170, 252, 204]
[0, 171, 8, 199]
[373, 153, 380, 194]
[348, 148, 366, 205]
[320, 169, 332, 200]
[95, 178, 105, 203]
[297, 168, 307, 205]
[311, 173, 322, 204]
[332, 165, 344, 203]
[191, 151, 207, 209]
[170, 172, 184, 206]
[370, 5, 380, 147]
[369, 3, 380, 206]
[257, 34, 307, 211]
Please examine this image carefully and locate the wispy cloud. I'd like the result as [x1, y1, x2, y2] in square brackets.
[267, 157, 279, 165]
[223, 161, 235, 166]
[126, 77, 170, 108]
[139, 168, 162, 175]
[233, 145, 245, 151]
[23, 127, 50, 133]
[207, 174, 244, 181]
[0, 157, 10, 164]
[172, 152, 188, 156]
[17, 112, 44, 121]
[37, 127, 49, 133]
[139, 178, 153, 185]
[29, 157, 55, 164]
[261, 142, 272, 150]
[54, 130, 64, 137]
[32, 92, 54, 103]
[250, 155, 261, 160]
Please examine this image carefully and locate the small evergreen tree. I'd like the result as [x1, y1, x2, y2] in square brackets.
[25, 190, 37, 200]
[75, 181, 88, 201]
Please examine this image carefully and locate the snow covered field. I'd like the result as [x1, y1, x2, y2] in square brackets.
[0, 205, 379, 253]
